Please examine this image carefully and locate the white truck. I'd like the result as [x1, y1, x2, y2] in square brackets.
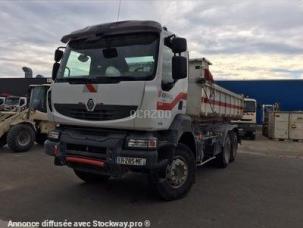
[3, 96, 27, 112]
[232, 98, 257, 140]
[45, 20, 244, 200]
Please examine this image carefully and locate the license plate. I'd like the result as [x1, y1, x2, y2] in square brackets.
[116, 157, 146, 166]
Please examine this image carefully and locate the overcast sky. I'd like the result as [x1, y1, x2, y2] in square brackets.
[0, 0, 303, 80]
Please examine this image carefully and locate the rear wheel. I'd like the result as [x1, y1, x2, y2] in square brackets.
[250, 133, 256, 140]
[215, 134, 232, 168]
[150, 144, 195, 201]
[73, 169, 110, 183]
[7, 124, 35, 152]
[230, 132, 238, 162]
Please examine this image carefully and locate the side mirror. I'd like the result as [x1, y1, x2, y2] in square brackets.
[172, 56, 187, 80]
[52, 62, 60, 80]
[54, 49, 64, 62]
[171, 37, 187, 53]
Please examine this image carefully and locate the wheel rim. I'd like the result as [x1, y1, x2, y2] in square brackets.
[17, 130, 31, 146]
[166, 156, 188, 188]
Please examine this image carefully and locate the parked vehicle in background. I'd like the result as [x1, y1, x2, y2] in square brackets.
[0, 97, 5, 111]
[232, 98, 257, 140]
[3, 96, 27, 112]
[0, 84, 55, 152]
[45, 20, 244, 200]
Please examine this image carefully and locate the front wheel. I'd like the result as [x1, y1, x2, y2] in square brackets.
[250, 133, 256, 140]
[150, 144, 195, 201]
[74, 169, 110, 183]
[7, 124, 35, 152]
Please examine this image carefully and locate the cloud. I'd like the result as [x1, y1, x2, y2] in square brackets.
[0, 0, 302, 79]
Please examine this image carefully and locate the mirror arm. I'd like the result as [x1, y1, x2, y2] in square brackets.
[164, 34, 176, 48]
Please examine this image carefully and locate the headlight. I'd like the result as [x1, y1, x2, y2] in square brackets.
[48, 130, 60, 140]
[127, 137, 158, 150]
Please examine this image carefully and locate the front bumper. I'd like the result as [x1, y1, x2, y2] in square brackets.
[44, 128, 161, 175]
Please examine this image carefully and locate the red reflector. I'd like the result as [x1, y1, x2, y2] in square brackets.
[66, 156, 105, 167]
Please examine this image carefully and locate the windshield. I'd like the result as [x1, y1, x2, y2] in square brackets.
[264, 106, 273, 112]
[5, 97, 20, 106]
[244, 100, 256, 112]
[30, 87, 47, 112]
[57, 33, 159, 82]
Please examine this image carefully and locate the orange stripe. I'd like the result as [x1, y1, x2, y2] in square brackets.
[66, 156, 105, 167]
[201, 97, 243, 110]
[156, 93, 243, 111]
[157, 92, 187, 110]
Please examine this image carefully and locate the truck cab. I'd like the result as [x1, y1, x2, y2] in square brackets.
[3, 96, 27, 112]
[45, 20, 242, 200]
[233, 98, 257, 140]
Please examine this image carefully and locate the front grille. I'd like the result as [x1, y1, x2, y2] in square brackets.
[54, 103, 137, 121]
[65, 143, 107, 160]
[66, 144, 107, 154]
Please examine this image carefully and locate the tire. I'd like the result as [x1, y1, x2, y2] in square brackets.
[215, 134, 232, 168]
[149, 144, 195, 201]
[250, 133, 256, 140]
[36, 133, 47, 145]
[7, 124, 35, 152]
[73, 169, 110, 183]
[230, 132, 238, 162]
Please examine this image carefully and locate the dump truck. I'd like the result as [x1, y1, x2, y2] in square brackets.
[0, 84, 55, 152]
[232, 98, 257, 140]
[45, 20, 244, 200]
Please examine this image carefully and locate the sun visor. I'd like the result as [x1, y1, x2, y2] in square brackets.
[61, 20, 162, 43]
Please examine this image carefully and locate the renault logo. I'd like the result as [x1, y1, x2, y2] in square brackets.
[86, 99, 95, 112]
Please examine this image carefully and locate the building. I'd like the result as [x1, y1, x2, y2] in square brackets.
[216, 80, 303, 124]
[0, 78, 48, 97]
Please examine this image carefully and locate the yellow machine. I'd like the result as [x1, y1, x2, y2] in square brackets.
[0, 84, 55, 152]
